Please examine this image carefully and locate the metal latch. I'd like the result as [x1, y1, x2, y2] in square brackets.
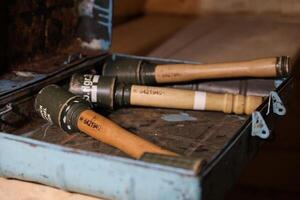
[0, 103, 12, 116]
[251, 111, 270, 139]
[266, 91, 286, 116]
[252, 91, 286, 139]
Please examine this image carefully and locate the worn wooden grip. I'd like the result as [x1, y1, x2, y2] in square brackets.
[130, 85, 263, 115]
[154, 57, 288, 83]
[205, 92, 263, 115]
[77, 110, 177, 159]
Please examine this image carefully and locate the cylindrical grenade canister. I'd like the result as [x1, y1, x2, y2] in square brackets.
[102, 57, 156, 85]
[69, 74, 133, 109]
[69, 73, 116, 109]
[35, 84, 89, 133]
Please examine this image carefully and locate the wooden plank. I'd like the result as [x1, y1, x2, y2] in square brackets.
[0, 178, 102, 200]
[113, 0, 146, 24]
[145, 0, 300, 15]
[201, 0, 300, 14]
[144, 0, 201, 15]
[111, 15, 192, 55]
[149, 14, 300, 62]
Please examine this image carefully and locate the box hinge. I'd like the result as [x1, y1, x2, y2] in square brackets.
[251, 111, 270, 139]
[266, 91, 286, 116]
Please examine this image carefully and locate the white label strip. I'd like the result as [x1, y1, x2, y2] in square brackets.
[92, 75, 100, 83]
[193, 91, 206, 110]
[91, 85, 98, 102]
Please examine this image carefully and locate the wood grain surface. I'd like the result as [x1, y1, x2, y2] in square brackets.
[149, 15, 300, 62]
[145, 0, 300, 15]
[201, 0, 300, 14]
[111, 15, 192, 55]
[154, 57, 278, 83]
[130, 85, 262, 114]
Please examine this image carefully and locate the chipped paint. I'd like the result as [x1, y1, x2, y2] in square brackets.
[0, 132, 201, 200]
[78, 0, 95, 17]
[274, 78, 285, 88]
[161, 112, 197, 122]
[13, 71, 38, 78]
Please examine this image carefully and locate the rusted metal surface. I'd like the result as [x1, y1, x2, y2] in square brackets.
[0, 72, 45, 95]
[7, 0, 79, 66]
[4, 0, 112, 73]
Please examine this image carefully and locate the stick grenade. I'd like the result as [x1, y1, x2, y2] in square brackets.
[34, 85, 178, 160]
[69, 74, 263, 115]
[102, 56, 291, 85]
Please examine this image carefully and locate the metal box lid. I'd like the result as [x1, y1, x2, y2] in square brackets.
[0, 0, 113, 105]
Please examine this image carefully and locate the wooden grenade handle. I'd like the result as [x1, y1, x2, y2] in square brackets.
[205, 92, 263, 115]
[154, 56, 290, 83]
[77, 110, 178, 159]
[130, 85, 263, 115]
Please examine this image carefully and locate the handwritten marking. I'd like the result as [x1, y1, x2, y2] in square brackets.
[79, 116, 101, 131]
[133, 88, 164, 96]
